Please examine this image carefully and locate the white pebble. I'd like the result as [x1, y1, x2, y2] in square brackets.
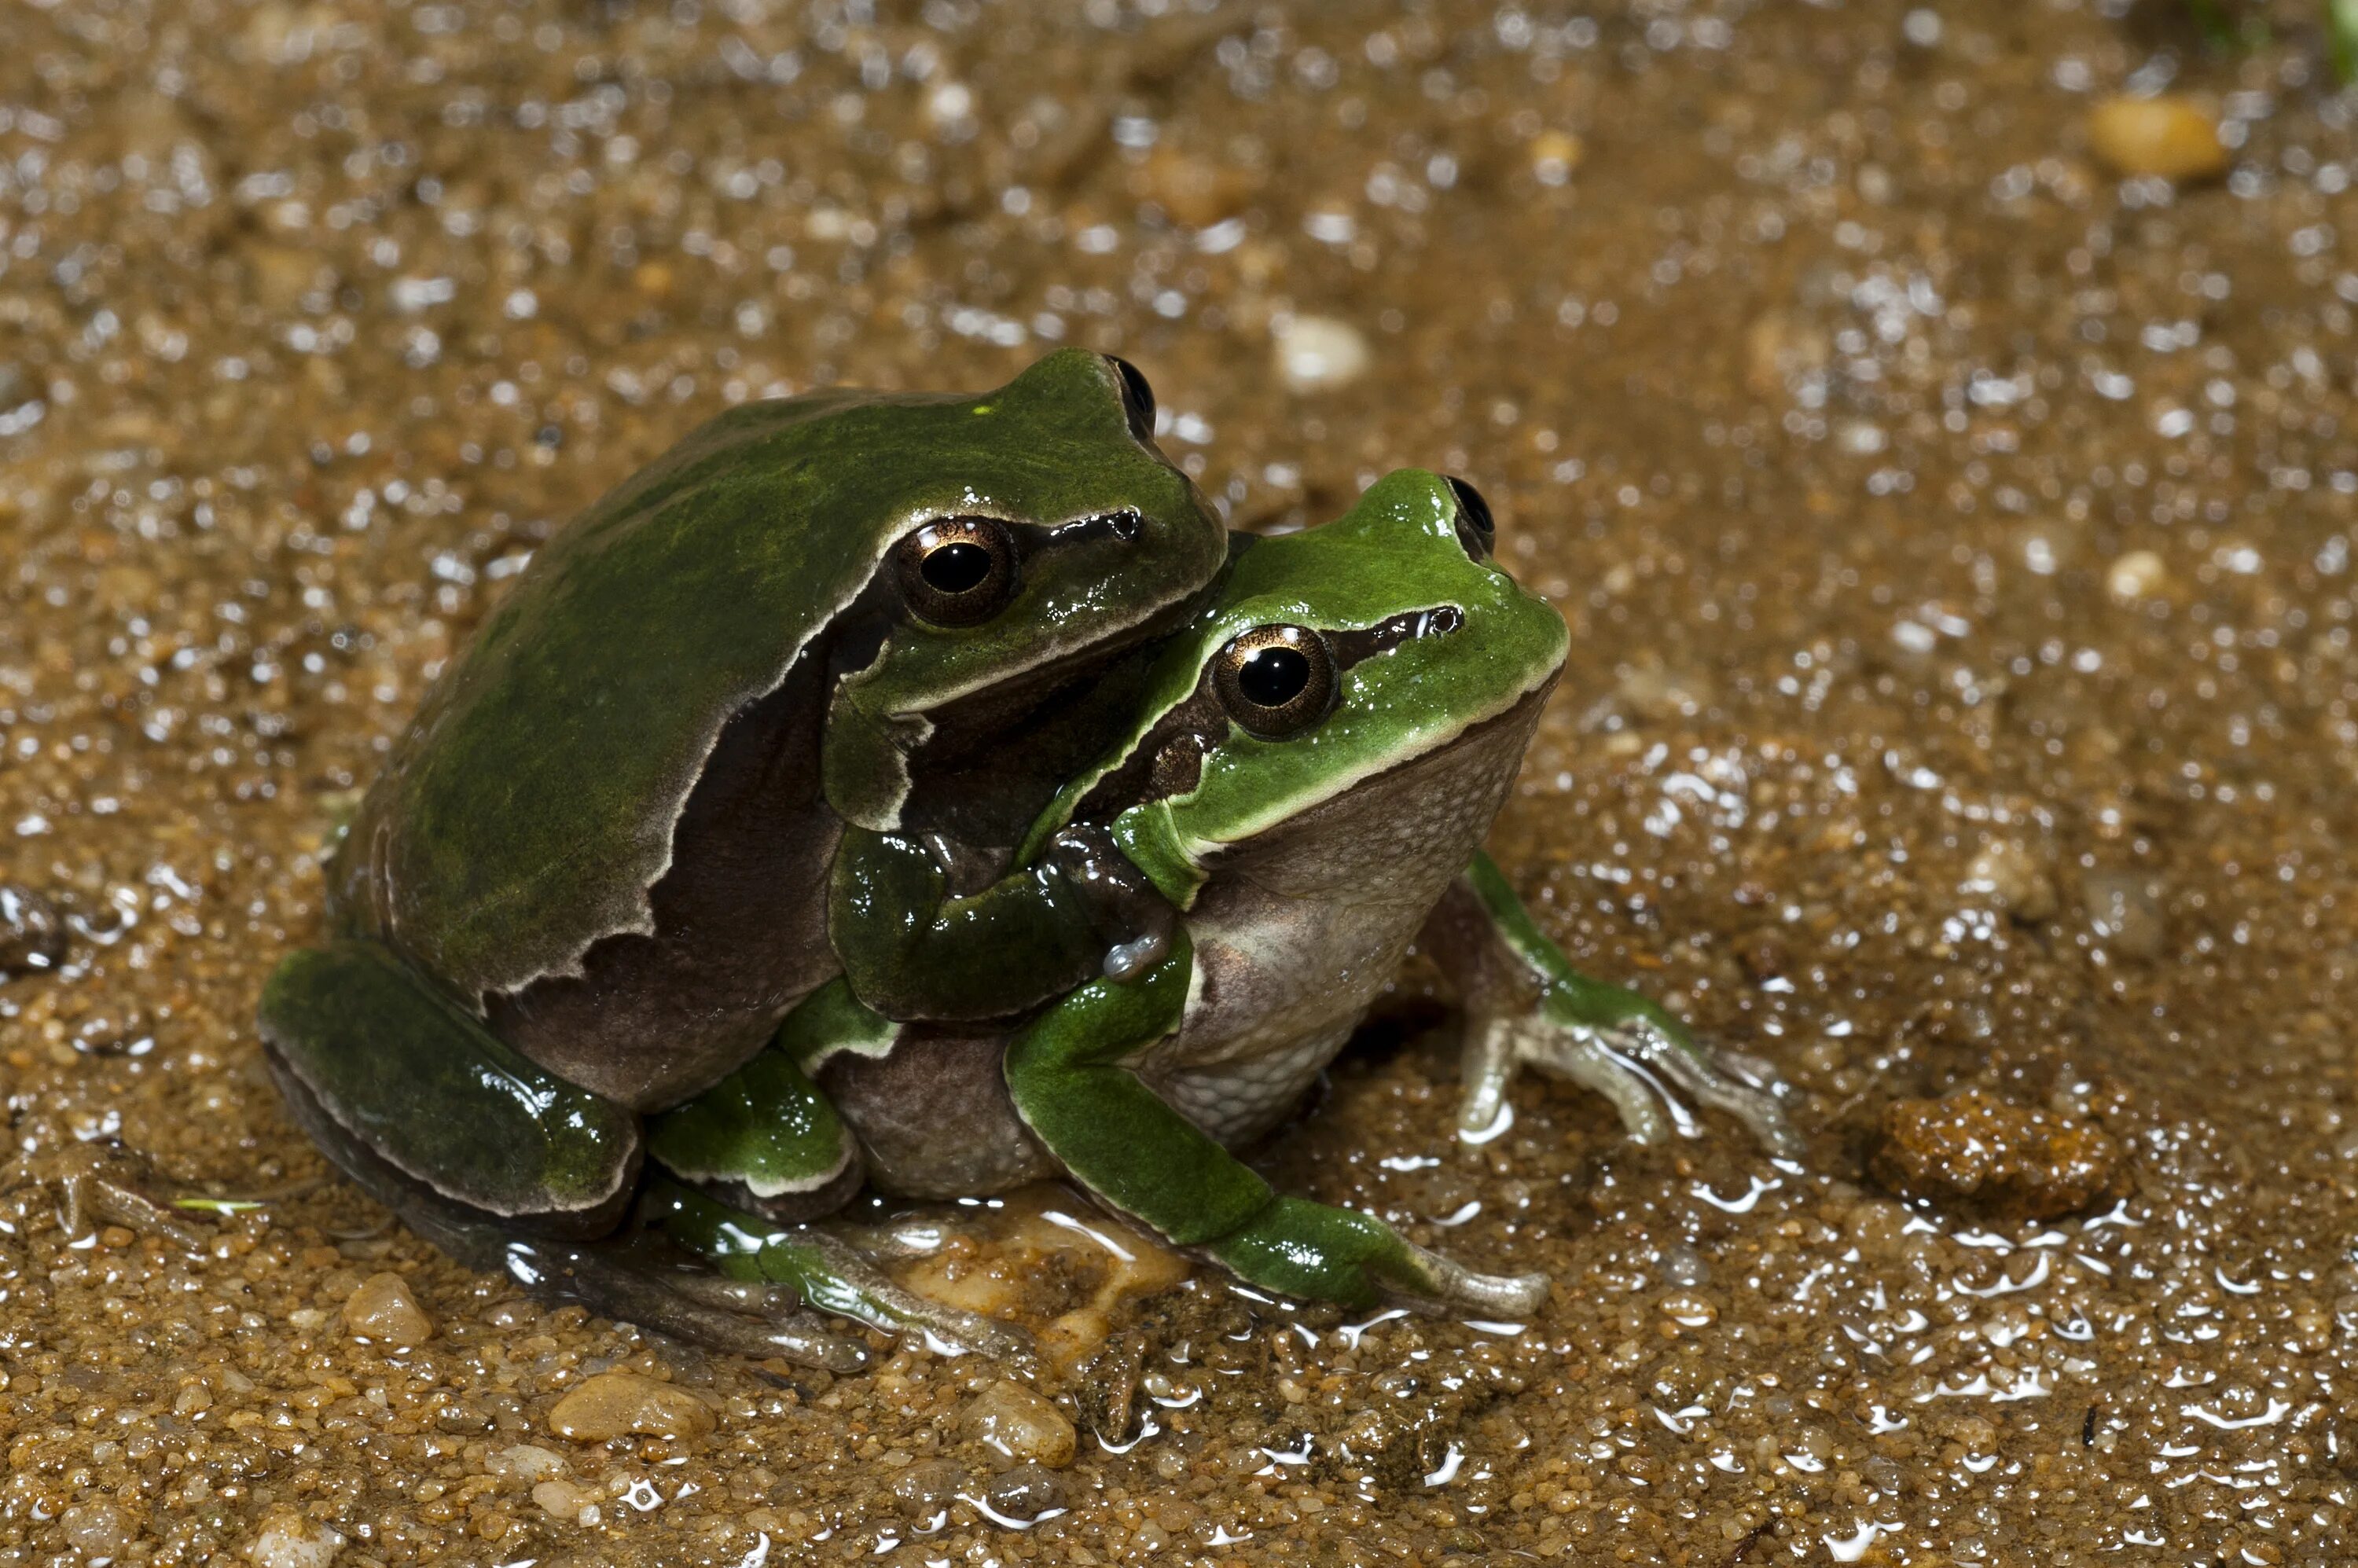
[491, 1443, 569, 1482]
[1274, 315, 1371, 392]
[532, 1478, 596, 1523]
[244, 1512, 344, 1568]
[2106, 549, 2169, 603]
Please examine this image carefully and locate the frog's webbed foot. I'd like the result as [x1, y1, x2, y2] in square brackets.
[652, 1182, 1037, 1367]
[7, 1142, 212, 1250]
[1431, 858, 1800, 1160]
[1460, 1001, 1799, 1159]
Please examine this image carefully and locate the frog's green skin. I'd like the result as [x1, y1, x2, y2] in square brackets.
[652, 471, 1798, 1327]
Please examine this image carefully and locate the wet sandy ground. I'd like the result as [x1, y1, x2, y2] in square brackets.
[6, 1, 2358, 1562]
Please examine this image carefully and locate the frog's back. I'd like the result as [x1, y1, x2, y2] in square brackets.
[334, 391, 917, 1012]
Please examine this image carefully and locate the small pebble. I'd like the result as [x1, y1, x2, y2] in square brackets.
[490, 1443, 568, 1482]
[344, 1272, 433, 1345]
[1273, 314, 1371, 393]
[1963, 840, 2059, 924]
[892, 1457, 968, 1520]
[961, 1379, 1077, 1469]
[243, 1511, 346, 1568]
[60, 1502, 129, 1558]
[0, 883, 64, 980]
[1743, 310, 1831, 398]
[1530, 130, 1583, 185]
[2105, 549, 2169, 604]
[1130, 146, 1258, 227]
[985, 1463, 1067, 1522]
[1655, 1243, 1710, 1288]
[2086, 95, 2228, 182]
[2081, 868, 2169, 960]
[547, 1370, 716, 1441]
[531, 1478, 596, 1523]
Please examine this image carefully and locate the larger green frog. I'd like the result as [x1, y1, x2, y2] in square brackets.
[263, 465, 1793, 1368]
[335, 347, 1219, 1104]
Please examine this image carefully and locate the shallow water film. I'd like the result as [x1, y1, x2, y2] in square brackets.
[6, 1, 2358, 1564]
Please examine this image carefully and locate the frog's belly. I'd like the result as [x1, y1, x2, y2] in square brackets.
[821, 1029, 1060, 1199]
[1137, 690, 1545, 1148]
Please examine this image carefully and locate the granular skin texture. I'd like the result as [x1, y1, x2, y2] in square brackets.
[4, 2, 2358, 1565]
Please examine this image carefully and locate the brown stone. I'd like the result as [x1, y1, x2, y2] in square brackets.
[960, 1379, 1076, 1469]
[1129, 147, 1259, 228]
[343, 1272, 432, 1346]
[546, 1371, 716, 1442]
[1868, 1089, 2131, 1221]
[2086, 96, 2228, 182]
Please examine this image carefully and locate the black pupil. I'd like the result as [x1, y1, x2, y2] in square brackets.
[923, 541, 994, 594]
[1239, 646, 1310, 707]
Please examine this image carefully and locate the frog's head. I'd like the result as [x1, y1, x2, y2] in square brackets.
[1024, 469, 1571, 904]
[819, 348, 1228, 828]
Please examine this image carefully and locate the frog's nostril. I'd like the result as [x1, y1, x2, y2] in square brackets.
[1445, 476, 1495, 561]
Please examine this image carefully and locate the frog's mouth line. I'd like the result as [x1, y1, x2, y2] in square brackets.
[1188, 674, 1560, 865]
[894, 562, 1222, 773]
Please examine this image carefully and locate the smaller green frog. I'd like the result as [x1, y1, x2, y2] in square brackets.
[633, 470, 1794, 1340]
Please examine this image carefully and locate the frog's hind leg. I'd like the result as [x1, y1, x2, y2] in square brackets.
[259, 939, 865, 1371]
[1425, 855, 1800, 1158]
[259, 939, 643, 1233]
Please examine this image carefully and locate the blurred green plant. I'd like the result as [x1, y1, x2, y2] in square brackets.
[2181, 0, 2357, 79]
[2180, 0, 2263, 46]
[2333, 0, 2358, 77]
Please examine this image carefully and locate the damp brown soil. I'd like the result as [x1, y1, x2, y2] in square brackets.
[5, 2, 2358, 1564]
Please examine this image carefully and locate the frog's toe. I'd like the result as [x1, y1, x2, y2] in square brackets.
[760, 1227, 1038, 1364]
[1463, 1004, 1799, 1159]
[1460, 1013, 1674, 1146]
[503, 1236, 870, 1373]
[653, 1182, 1037, 1365]
[1387, 1236, 1548, 1319]
[1624, 1020, 1802, 1159]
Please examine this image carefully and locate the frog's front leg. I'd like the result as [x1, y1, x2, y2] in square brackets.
[829, 823, 1174, 1022]
[259, 939, 864, 1370]
[1003, 935, 1546, 1317]
[1424, 854, 1800, 1158]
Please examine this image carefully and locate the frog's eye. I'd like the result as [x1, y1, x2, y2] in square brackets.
[1214, 624, 1337, 740]
[1107, 355, 1157, 443]
[894, 516, 1021, 628]
[1445, 476, 1495, 562]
